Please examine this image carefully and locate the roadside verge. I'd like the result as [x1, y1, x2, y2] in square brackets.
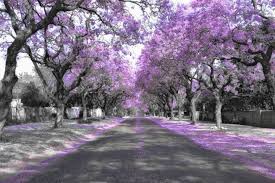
[0, 118, 123, 183]
[151, 118, 275, 180]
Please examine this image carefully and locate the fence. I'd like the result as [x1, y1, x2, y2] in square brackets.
[66, 107, 82, 119]
[65, 107, 103, 119]
[9, 106, 56, 125]
[8, 99, 104, 124]
[199, 110, 275, 128]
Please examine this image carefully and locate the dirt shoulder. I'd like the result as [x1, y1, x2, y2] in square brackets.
[0, 118, 122, 181]
[152, 117, 275, 180]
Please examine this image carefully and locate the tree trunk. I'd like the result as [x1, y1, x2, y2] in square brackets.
[178, 107, 182, 120]
[265, 75, 275, 110]
[0, 44, 21, 138]
[177, 97, 183, 120]
[0, 118, 6, 139]
[152, 109, 156, 116]
[164, 110, 167, 118]
[162, 106, 167, 117]
[53, 103, 64, 128]
[82, 94, 87, 121]
[105, 109, 111, 117]
[102, 110, 106, 119]
[215, 95, 223, 129]
[191, 98, 197, 124]
[170, 106, 174, 120]
[202, 103, 206, 120]
[190, 92, 200, 124]
[185, 87, 192, 120]
[63, 105, 69, 119]
[83, 104, 87, 121]
[268, 79, 275, 110]
[261, 60, 275, 110]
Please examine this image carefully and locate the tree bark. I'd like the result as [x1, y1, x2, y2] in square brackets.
[202, 103, 206, 121]
[178, 108, 182, 120]
[177, 96, 183, 120]
[191, 98, 197, 124]
[170, 106, 174, 120]
[0, 118, 6, 139]
[215, 95, 223, 129]
[164, 110, 167, 118]
[190, 92, 200, 124]
[152, 108, 156, 116]
[53, 103, 64, 128]
[102, 110, 106, 119]
[83, 104, 87, 121]
[82, 94, 87, 121]
[261, 61, 275, 110]
[0, 43, 21, 137]
[265, 74, 275, 110]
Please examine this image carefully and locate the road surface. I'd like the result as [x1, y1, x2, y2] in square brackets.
[27, 118, 274, 183]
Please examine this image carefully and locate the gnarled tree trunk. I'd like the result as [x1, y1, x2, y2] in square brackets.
[190, 92, 201, 124]
[83, 104, 87, 121]
[265, 73, 275, 110]
[0, 117, 6, 139]
[167, 101, 174, 120]
[152, 108, 156, 116]
[214, 95, 223, 129]
[178, 107, 182, 120]
[191, 99, 197, 124]
[82, 93, 87, 121]
[170, 106, 174, 120]
[176, 96, 184, 120]
[164, 110, 167, 118]
[102, 110, 106, 119]
[261, 61, 275, 110]
[54, 103, 65, 128]
[0, 43, 21, 137]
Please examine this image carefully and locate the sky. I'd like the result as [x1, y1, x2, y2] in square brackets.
[0, 0, 191, 80]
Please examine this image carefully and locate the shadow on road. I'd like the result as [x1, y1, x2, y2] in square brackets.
[27, 118, 274, 183]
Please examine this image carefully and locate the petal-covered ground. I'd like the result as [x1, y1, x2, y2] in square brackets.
[12, 118, 275, 183]
[152, 118, 275, 180]
[0, 118, 123, 182]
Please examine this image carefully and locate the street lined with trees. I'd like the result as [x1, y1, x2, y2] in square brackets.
[136, 0, 274, 129]
[0, 0, 165, 135]
[0, 0, 274, 182]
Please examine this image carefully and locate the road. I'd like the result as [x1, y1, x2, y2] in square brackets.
[27, 118, 274, 183]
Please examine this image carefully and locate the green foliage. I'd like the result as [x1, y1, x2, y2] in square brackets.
[21, 82, 50, 107]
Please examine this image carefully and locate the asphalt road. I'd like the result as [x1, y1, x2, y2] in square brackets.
[27, 118, 274, 183]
